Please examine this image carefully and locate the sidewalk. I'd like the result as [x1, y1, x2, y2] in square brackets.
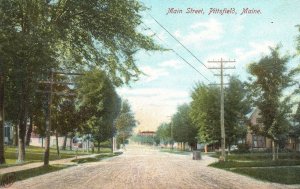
[0, 154, 98, 175]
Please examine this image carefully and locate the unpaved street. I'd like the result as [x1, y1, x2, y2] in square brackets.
[11, 144, 300, 189]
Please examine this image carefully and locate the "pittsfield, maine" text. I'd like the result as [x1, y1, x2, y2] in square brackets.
[166, 8, 262, 15]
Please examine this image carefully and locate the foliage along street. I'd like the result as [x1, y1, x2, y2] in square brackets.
[1, 0, 300, 188]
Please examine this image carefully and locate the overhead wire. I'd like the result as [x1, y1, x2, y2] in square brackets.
[141, 22, 210, 82]
[148, 13, 214, 72]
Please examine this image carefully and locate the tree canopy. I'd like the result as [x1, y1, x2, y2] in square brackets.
[76, 69, 120, 152]
[115, 100, 136, 145]
[190, 77, 250, 148]
[0, 0, 161, 163]
[155, 122, 171, 145]
[172, 104, 197, 148]
[247, 47, 292, 160]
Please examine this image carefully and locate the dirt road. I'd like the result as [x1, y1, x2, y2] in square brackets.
[11, 144, 300, 189]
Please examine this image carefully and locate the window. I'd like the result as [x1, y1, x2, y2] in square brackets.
[253, 135, 265, 148]
[4, 127, 10, 138]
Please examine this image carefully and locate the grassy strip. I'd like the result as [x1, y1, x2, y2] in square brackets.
[210, 160, 300, 169]
[4, 152, 75, 160]
[0, 160, 38, 169]
[209, 152, 300, 184]
[1, 146, 111, 168]
[211, 152, 300, 161]
[231, 167, 300, 185]
[0, 164, 72, 187]
[71, 152, 123, 164]
[160, 149, 192, 155]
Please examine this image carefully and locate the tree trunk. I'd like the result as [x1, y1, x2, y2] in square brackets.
[69, 138, 73, 150]
[276, 142, 279, 160]
[87, 138, 89, 153]
[62, 135, 67, 150]
[295, 138, 299, 152]
[41, 137, 43, 148]
[69, 136, 72, 150]
[97, 141, 100, 153]
[13, 124, 18, 146]
[55, 131, 60, 158]
[272, 140, 275, 161]
[25, 114, 33, 146]
[111, 138, 113, 153]
[123, 135, 125, 146]
[17, 71, 32, 163]
[18, 120, 26, 163]
[0, 72, 5, 164]
[17, 99, 28, 163]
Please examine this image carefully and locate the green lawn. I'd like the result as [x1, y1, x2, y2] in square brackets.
[0, 164, 72, 186]
[1, 146, 111, 168]
[209, 152, 300, 184]
[210, 159, 300, 169]
[232, 167, 300, 185]
[71, 152, 122, 164]
[211, 152, 300, 161]
[0, 148, 121, 185]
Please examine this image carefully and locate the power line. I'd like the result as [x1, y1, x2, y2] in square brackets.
[171, 49, 210, 82]
[148, 13, 211, 71]
[141, 22, 210, 82]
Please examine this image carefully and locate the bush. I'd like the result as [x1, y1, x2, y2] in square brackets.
[232, 144, 250, 153]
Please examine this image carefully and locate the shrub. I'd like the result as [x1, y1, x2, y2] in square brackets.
[233, 144, 250, 153]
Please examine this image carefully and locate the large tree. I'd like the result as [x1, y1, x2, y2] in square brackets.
[0, 0, 161, 162]
[155, 123, 171, 146]
[172, 104, 198, 150]
[224, 76, 251, 151]
[190, 84, 220, 146]
[190, 77, 250, 152]
[76, 69, 120, 153]
[115, 100, 136, 146]
[248, 47, 292, 160]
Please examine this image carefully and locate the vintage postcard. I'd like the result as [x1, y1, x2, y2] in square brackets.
[0, 0, 300, 188]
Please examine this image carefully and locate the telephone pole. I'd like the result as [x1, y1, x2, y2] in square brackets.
[208, 58, 235, 161]
[44, 70, 53, 166]
[37, 70, 82, 166]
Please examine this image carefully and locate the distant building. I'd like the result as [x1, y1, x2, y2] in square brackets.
[138, 131, 156, 137]
[136, 131, 156, 145]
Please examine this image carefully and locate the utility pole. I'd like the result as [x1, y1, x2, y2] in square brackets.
[43, 70, 53, 166]
[37, 71, 82, 166]
[208, 58, 235, 161]
[171, 121, 173, 150]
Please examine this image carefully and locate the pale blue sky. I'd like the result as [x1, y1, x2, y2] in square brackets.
[117, 0, 300, 132]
